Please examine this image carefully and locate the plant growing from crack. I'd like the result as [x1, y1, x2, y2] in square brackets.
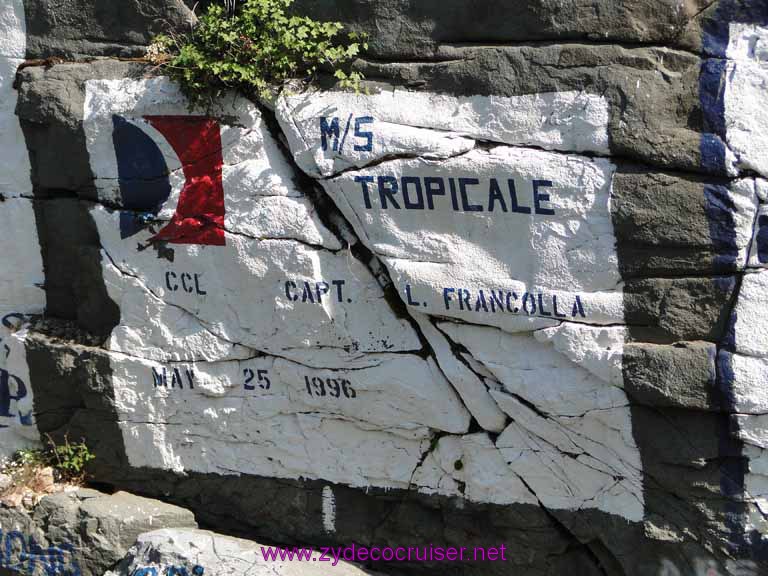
[47, 435, 96, 481]
[147, 0, 367, 108]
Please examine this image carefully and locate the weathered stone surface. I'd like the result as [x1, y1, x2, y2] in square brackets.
[291, 0, 712, 59]
[0, 489, 197, 576]
[612, 171, 758, 277]
[624, 276, 738, 344]
[22, 0, 195, 59]
[622, 342, 717, 410]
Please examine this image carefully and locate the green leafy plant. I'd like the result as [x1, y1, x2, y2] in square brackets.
[148, 0, 367, 107]
[48, 435, 96, 480]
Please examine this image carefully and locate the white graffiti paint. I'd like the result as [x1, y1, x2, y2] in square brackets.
[85, 78, 645, 520]
[109, 352, 462, 489]
[0, 0, 44, 458]
[85, 79, 421, 366]
[0, 323, 38, 459]
[84, 78, 472, 492]
[727, 269, 768, 523]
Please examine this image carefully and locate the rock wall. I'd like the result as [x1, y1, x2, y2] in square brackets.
[2, 1, 768, 575]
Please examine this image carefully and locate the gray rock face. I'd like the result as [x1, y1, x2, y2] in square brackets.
[0, 489, 197, 576]
[291, 0, 712, 59]
[2, 1, 768, 575]
[22, 0, 195, 59]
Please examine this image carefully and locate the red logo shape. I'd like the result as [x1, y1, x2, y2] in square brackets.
[145, 116, 225, 246]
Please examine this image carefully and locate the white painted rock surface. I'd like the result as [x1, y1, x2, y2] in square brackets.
[724, 268, 768, 537]
[725, 23, 768, 179]
[0, 324, 38, 458]
[439, 321, 643, 520]
[277, 90, 610, 178]
[712, 21, 768, 552]
[0, 0, 43, 459]
[110, 350, 470, 486]
[320, 145, 623, 328]
[83, 78, 479, 495]
[77, 76, 648, 523]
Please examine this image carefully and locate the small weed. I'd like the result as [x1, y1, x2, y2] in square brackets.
[47, 435, 96, 482]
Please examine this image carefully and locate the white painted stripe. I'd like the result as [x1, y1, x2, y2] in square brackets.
[321, 485, 336, 533]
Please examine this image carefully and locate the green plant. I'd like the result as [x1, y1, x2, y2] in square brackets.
[48, 435, 96, 480]
[148, 0, 367, 107]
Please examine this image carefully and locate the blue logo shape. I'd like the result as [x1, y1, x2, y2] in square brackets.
[112, 115, 172, 239]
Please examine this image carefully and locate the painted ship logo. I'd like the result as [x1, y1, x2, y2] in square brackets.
[112, 115, 225, 246]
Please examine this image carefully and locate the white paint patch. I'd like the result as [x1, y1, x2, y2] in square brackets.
[0, 59, 33, 197]
[0, 199, 45, 316]
[411, 312, 507, 432]
[728, 269, 768, 537]
[277, 90, 610, 177]
[83, 77, 478, 498]
[730, 179, 762, 269]
[84, 79, 424, 365]
[277, 89, 645, 521]
[412, 433, 539, 506]
[438, 322, 643, 521]
[731, 270, 768, 359]
[95, 211, 421, 365]
[321, 485, 336, 533]
[0, 0, 44, 459]
[725, 23, 768, 179]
